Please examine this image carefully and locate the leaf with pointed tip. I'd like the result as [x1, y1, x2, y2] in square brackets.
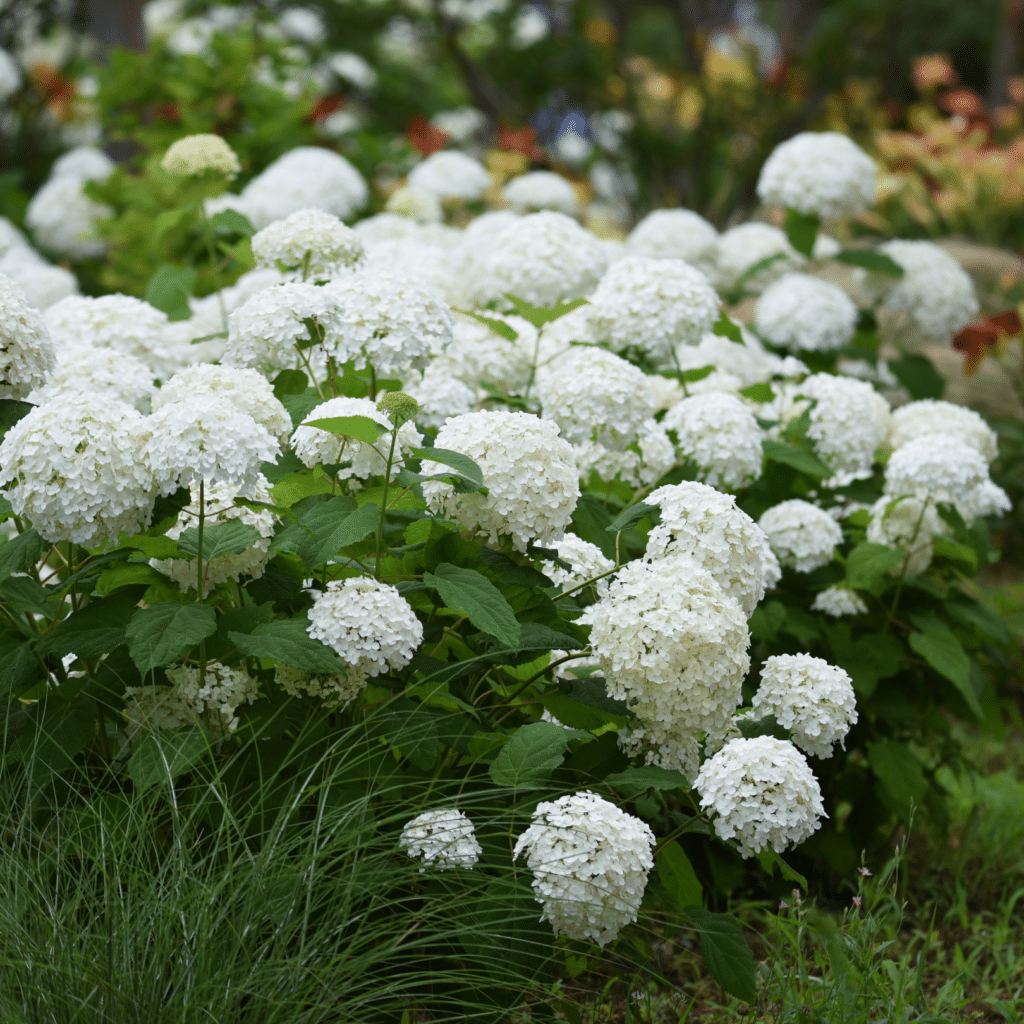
[127, 603, 218, 675]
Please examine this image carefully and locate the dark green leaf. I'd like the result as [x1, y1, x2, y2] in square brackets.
[271, 368, 308, 399]
[909, 628, 982, 719]
[414, 446, 485, 490]
[784, 208, 820, 258]
[478, 549, 554, 589]
[293, 498, 379, 567]
[36, 595, 137, 660]
[606, 501, 658, 534]
[657, 842, 703, 911]
[485, 621, 583, 659]
[127, 728, 211, 790]
[711, 311, 743, 343]
[554, 676, 631, 718]
[7, 694, 95, 773]
[281, 389, 324, 430]
[374, 698, 439, 771]
[0, 399, 34, 430]
[488, 721, 568, 788]
[229, 617, 347, 674]
[176, 520, 264, 561]
[888, 354, 945, 400]
[684, 905, 757, 1002]
[762, 439, 832, 478]
[126, 603, 217, 675]
[756, 848, 808, 888]
[867, 740, 928, 807]
[606, 766, 689, 790]
[208, 208, 254, 237]
[144, 263, 197, 322]
[423, 563, 521, 646]
[845, 542, 905, 591]
[571, 492, 617, 559]
[303, 415, 386, 443]
[0, 529, 44, 585]
[833, 250, 905, 276]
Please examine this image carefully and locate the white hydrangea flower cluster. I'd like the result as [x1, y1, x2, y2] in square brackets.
[572, 418, 676, 489]
[754, 273, 858, 352]
[758, 499, 843, 573]
[662, 393, 764, 490]
[0, 395, 155, 547]
[161, 134, 240, 176]
[503, 171, 577, 215]
[756, 131, 877, 218]
[626, 208, 718, 269]
[512, 791, 656, 947]
[165, 662, 260, 735]
[537, 346, 655, 449]
[307, 577, 423, 675]
[321, 271, 454, 377]
[0, 250, 79, 312]
[712, 223, 803, 290]
[540, 533, 615, 597]
[694, 736, 826, 858]
[403, 365, 477, 428]
[676, 329, 808, 390]
[384, 185, 443, 223]
[588, 256, 720, 363]
[866, 494, 946, 576]
[752, 654, 858, 760]
[251, 208, 364, 280]
[589, 556, 750, 777]
[0, 47, 22, 102]
[407, 150, 492, 201]
[121, 684, 197, 739]
[151, 476, 278, 596]
[873, 240, 979, 344]
[811, 586, 868, 617]
[481, 212, 609, 308]
[292, 396, 423, 480]
[888, 399, 998, 462]
[0, 272, 56, 400]
[33, 345, 154, 412]
[401, 808, 482, 871]
[274, 664, 369, 709]
[421, 411, 580, 551]
[645, 482, 780, 616]
[430, 312, 538, 396]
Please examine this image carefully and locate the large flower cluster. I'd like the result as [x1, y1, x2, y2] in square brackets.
[251, 208, 364, 280]
[758, 500, 843, 573]
[503, 171, 577, 215]
[888, 399, 998, 462]
[34, 345, 154, 412]
[407, 151, 491, 201]
[161, 134, 240, 176]
[0, 272, 56, 400]
[626, 208, 718, 268]
[754, 273, 857, 352]
[401, 809, 482, 871]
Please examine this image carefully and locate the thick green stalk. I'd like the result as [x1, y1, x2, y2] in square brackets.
[374, 423, 401, 578]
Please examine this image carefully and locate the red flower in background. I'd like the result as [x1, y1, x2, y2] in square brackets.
[406, 116, 449, 155]
[953, 310, 1022, 375]
[309, 93, 344, 123]
[496, 123, 546, 162]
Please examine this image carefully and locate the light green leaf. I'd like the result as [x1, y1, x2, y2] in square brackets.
[684, 905, 758, 1003]
[488, 721, 568, 788]
[413, 447, 485, 490]
[740, 382, 774, 403]
[845, 542, 906, 591]
[96, 562, 166, 596]
[503, 294, 588, 327]
[423, 563, 521, 646]
[126, 603, 218, 675]
[461, 310, 518, 340]
[909, 628, 982, 719]
[888, 354, 945, 400]
[271, 472, 333, 508]
[304, 415, 386, 443]
[657, 841, 703, 911]
[711, 311, 743, 343]
[606, 766, 689, 790]
[762, 439, 832, 478]
[293, 498, 379, 567]
[681, 365, 715, 383]
[228, 617, 348, 674]
[144, 263, 196, 322]
[208, 208, 254, 237]
[868, 740, 928, 807]
[176, 520, 264, 561]
[756, 847, 808, 888]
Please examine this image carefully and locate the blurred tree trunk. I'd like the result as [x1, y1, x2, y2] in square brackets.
[83, 0, 146, 53]
[988, 0, 1024, 107]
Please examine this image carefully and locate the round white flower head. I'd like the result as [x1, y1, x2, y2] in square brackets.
[34, 344, 154, 411]
[224, 281, 340, 373]
[280, 5, 325, 43]
[401, 809, 482, 871]
[645, 482, 781, 616]
[571, 418, 676, 490]
[236, 147, 368, 229]
[753, 654, 858, 760]
[161, 134, 240, 176]
[540, 533, 615, 597]
[292, 396, 423, 480]
[0, 217, 28, 256]
[26, 176, 113, 260]
[431, 312, 538, 396]
[50, 146, 116, 183]
[757, 131, 876, 218]
[0, 272, 56, 400]
[0, 395, 155, 547]
[882, 432, 993, 519]
[888, 399, 998, 462]
[774, 374, 891, 486]
[503, 171, 577, 215]
[0, 255, 79, 311]
[307, 577, 423, 674]
[274, 664, 369, 708]
[384, 186, 443, 223]
[449, 210, 520, 307]
[874, 240, 979, 345]
[663, 392, 763, 490]
[353, 212, 421, 247]
[537, 346, 655, 450]
[512, 791, 656, 947]
[482, 212, 609, 308]
[588, 256, 719, 363]
[251, 208, 364, 280]
[754, 273, 857, 353]
[678, 327, 806, 389]
[403, 364, 477, 429]
[866, 494, 946, 576]
[0, 48, 22, 102]
[151, 476, 278, 596]
[153, 363, 293, 444]
[143, 396, 280, 494]
[626, 209, 718, 268]
[44, 294, 177, 378]
[694, 736, 826, 858]
[758, 499, 843, 573]
[713, 223, 804, 290]
[421, 411, 580, 551]
[406, 150, 491, 201]
[165, 662, 259, 735]
[811, 586, 868, 617]
[321, 271, 454, 377]
[589, 556, 750, 775]
[359, 238, 460, 304]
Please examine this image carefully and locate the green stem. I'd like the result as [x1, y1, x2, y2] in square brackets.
[374, 421, 402, 578]
[886, 496, 930, 630]
[199, 205, 227, 334]
[196, 479, 207, 691]
[368, 366, 377, 402]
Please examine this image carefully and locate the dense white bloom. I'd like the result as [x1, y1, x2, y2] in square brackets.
[50, 146, 116, 183]
[151, 476, 278, 596]
[663, 393, 763, 490]
[0, 218, 28, 256]
[153, 363, 293, 444]
[401, 809, 482, 871]
[888, 399, 998, 462]
[325, 51, 378, 90]
[754, 273, 857, 352]
[0, 253, 79, 310]
[430, 106, 486, 141]
[811, 586, 868, 617]
[966, 479, 1013, 519]
[757, 131, 876, 218]
[384, 186, 443, 223]
[161, 134, 240, 176]
[33, 345, 154, 411]
[307, 577, 423, 674]
[321, 271, 454, 376]
[694, 736, 826, 857]
[540, 533, 615, 596]
[867, 494, 946, 576]
[572, 418, 676, 489]
[275, 664, 369, 708]
[449, 210, 520, 307]
[513, 791, 655, 947]
[626, 209, 718, 269]
[589, 556, 750, 775]
[224, 282, 340, 373]
[503, 171, 577, 215]
[26, 175, 113, 260]
[0, 48, 22, 101]
[753, 654, 858, 759]
[0, 272, 56, 400]
[874, 240, 979, 344]
[403, 364, 477, 428]
[292, 396, 423, 480]
[537, 346, 654, 449]
[251, 208, 364, 279]
[431, 312, 541, 396]
[359, 237, 460, 304]
[481, 212, 608, 308]
[165, 662, 259, 735]
[280, 6, 325, 43]
[143, 396, 280, 494]
[407, 150, 491, 201]
[645, 482, 780, 616]
[758, 499, 843, 573]
[0, 395, 154, 547]
[713, 223, 803, 290]
[588, 256, 719, 362]
[421, 411, 580, 551]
